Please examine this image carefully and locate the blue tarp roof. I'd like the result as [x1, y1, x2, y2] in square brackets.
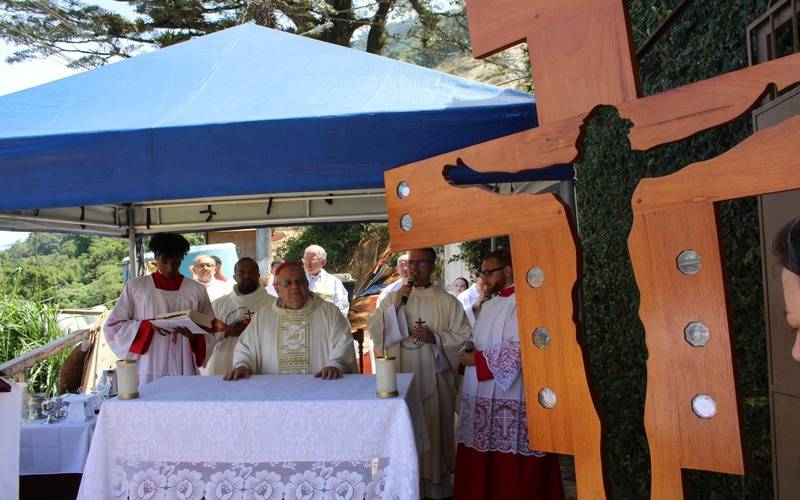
[0, 23, 570, 212]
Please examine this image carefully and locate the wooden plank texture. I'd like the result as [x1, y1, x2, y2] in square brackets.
[622, 53, 800, 150]
[466, 0, 639, 124]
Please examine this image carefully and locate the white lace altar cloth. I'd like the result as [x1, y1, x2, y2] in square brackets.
[77, 374, 424, 499]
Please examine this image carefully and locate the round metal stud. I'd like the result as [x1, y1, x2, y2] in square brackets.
[691, 394, 717, 419]
[684, 322, 710, 347]
[538, 388, 557, 409]
[677, 250, 702, 275]
[397, 181, 410, 199]
[533, 328, 551, 349]
[399, 214, 413, 232]
[526, 267, 545, 288]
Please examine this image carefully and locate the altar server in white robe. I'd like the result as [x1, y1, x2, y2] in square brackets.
[225, 261, 357, 380]
[455, 249, 564, 499]
[302, 244, 350, 316]
[368, 247, 471, 499]
[104, 233, 219, 385]
[206, 257, 275, 375]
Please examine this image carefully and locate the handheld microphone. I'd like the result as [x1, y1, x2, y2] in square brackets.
[463, 340, 475, 353]
[401, 277, 414, 306]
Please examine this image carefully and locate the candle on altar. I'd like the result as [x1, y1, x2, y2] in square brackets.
[375, 356, 399, 398]
[116, 359, 139, 400]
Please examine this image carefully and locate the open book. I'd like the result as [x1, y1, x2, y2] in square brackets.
[150, 310, 212, 335]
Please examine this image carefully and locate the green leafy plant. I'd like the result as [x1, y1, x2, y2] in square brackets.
[0, 267, 68, 395]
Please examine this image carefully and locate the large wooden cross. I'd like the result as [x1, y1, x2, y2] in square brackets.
[467, 0, 640, 124]
[385, 1, 800, 498]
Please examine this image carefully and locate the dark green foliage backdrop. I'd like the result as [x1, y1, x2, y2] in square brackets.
[574, 1, 771, 498]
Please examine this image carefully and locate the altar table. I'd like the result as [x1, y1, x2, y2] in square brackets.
[78, 373, 424, 499]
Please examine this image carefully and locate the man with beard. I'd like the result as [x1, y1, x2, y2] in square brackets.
[454, 249, 564, 499]
[368, 247, 471, 499]
[205, 258, 275, 375]
[224, 262, 356, 380]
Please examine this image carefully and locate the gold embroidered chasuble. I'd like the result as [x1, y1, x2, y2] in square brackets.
[276, 299, 313, 374]
[233, 294, 357, 375]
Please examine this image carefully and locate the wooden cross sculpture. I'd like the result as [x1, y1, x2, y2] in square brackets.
[383, 1, 800, 498]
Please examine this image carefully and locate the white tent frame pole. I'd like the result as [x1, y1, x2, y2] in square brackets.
[127, 208, 138, 279]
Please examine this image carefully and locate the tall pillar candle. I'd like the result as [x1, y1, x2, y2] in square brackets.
[375, 356, 398, 398]
[116, 359, 139, 400]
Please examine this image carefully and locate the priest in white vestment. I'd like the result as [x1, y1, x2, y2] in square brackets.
[192, 254, 234, 302]
[105, 233, 219, 385]
[206, 258, 275, 375]
[302, 245, 350, 316]
[225, 262, 357, 381]
[368, 248, 471, 499]
[455, 250, 564, 499]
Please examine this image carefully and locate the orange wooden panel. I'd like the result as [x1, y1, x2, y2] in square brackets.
[633, 114, 800, 209]
[629, 204, 743, 491]
[385, 159, 608, 498]
[510, 228, 606, 499]
[628, 114, 800, 498]
[621, 53, 800, 151]
[466, 0, 639, 124]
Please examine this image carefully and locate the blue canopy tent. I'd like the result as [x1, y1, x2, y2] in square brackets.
[0, 23, 571, 238]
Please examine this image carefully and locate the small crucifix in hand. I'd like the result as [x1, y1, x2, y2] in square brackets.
[411, 318, 428, 345]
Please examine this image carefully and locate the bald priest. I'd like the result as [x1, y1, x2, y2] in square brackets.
[224, 261, 357, 380]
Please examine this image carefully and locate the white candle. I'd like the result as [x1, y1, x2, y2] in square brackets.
[375, 356, 398, 397]
[116, 359, 139, 400]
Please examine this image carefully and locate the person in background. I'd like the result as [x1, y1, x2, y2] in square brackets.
[775, 216, 800, 362]
[212, 255, 230, 283]
[452, 277, 469, 296]
[302, 244, 350, 316]
[458, 274, 490, 327]
[266, 260, 282, 298]
[104, 233, 221, 384]
[376, 253, 409, 308]
[192, 254, 233, 302]
[455, 249, 564, 499]
[225, 261, 356, 380]
[206, 258, 275, 375]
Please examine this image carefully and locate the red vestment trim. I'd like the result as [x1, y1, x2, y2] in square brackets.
[151, 271, 184, 291]
[475, 351, 493, 381]
[454, 444, 564, 500]
[129, 320, 153, 355]
[188, 335, 206, 367]
[498, 285, 515, 297]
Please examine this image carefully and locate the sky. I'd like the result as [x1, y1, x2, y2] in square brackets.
[0, 0, 136, 249]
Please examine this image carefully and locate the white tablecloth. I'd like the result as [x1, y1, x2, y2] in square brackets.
[1, 384, 23, 499]
[78, 373, 426, 500]
[20, 416, 96, 475]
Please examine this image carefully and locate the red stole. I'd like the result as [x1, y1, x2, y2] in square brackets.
[128, 272, 207, 366]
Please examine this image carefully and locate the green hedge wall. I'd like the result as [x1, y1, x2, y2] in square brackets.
[574, 1, 771, 498]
